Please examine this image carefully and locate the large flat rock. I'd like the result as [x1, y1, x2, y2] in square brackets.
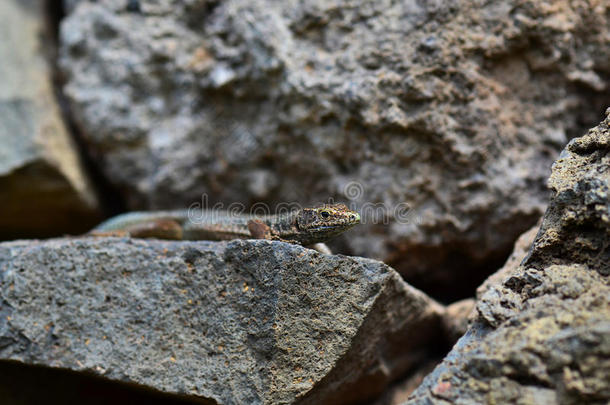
[0, 238, 445, 404]
[406, 110, 610, 404]
[59, 0, 610, 293]
[0, 0, 100, 239]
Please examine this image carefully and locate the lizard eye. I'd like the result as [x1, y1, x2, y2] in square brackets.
[320, 210, 330, 220]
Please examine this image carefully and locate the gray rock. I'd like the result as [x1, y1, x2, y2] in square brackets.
[57, 0, 610, 288]
[370, 360, 440, 405]
[440, 298, 476, 344]
[62, 0, 82, 14]
[0, 237, 444, 404]
[405, 110, 610, 404]
[476, 222, 540, 300]
[0, 0, 100, 239]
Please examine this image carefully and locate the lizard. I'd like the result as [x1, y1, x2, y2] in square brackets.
[90, 203, 360, 251]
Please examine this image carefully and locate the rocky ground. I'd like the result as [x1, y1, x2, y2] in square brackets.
[0, 0, 608, 404]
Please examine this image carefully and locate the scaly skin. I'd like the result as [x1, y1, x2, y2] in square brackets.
[92, 203, 360, 246]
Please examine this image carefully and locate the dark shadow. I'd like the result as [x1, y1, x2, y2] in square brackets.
[0, 360, 216, 405]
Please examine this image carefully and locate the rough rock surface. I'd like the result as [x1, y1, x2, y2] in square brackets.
[0, 0, 100, 239]
[476, 222, 540, 299]
[371, 360, 440, 405]
[440, 298, 475, 344]
[58, 0, 610, 292]
[0, 237, 445, 404]
[406, 111, 610, 404]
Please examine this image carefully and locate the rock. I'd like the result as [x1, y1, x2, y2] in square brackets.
[62, 0, 80, 14]
[58, 0, 610, 293]
[0, 237, 445, 404]
[476, 223, 540, 299]
[406, 111, 610, 404]
[370, 359, 440, 405]
[440, 299, 476, 344]
[0, 0, 100, 239]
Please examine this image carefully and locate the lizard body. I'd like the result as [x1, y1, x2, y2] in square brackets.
[92, 204, 360, 246]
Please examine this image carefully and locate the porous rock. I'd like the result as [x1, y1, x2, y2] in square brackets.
[406, 110, 610, 404]
[475, 223, 540, 299]
[440, 298, 476, 344]
[59, 0, 610, 292]
[0, 237, 444, 404]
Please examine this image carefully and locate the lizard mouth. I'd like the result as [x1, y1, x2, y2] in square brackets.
[315, 226, 339, 231]
[315, 222, 358, 232]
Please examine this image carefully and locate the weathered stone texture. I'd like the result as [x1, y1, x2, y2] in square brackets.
[0, 238, 444, 404]
[0, 0, 100, 239]
[406, 110, 610, 405]
[59, 0, 610, 289]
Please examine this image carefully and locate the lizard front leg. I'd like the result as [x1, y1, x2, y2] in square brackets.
[246, 219, 306, 245]
[246, 219, 332, 253]
[247, 219, 275, 240]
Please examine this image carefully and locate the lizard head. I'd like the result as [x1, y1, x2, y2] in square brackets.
[295, 203, 360, 244]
